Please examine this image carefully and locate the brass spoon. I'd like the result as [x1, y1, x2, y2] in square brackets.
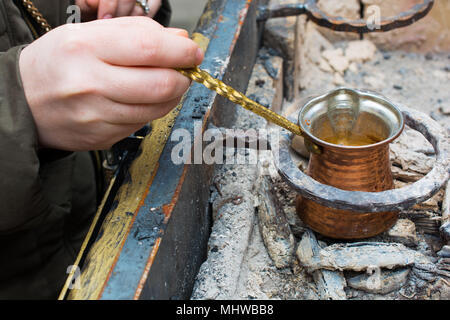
[177, 66, 321, 154]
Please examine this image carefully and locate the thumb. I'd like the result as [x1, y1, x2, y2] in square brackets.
[164, 28, 204, 64]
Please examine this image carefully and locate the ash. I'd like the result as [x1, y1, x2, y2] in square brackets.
[192, 2, 450, 300]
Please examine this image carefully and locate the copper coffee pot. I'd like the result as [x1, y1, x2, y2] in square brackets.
[296, 88, 405, 239]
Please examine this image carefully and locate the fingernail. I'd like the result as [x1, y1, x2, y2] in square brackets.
[196, 48, 204, 65]
[103, 14, 113, 19]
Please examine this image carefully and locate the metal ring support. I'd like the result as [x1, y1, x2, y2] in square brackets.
[258, 0, 435, 33]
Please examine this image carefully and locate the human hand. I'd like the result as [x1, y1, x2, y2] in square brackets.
[19, 17, 202, 151]
[75, 0, 162, 21]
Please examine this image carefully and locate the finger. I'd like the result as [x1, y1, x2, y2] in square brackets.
[75, 0, 93, 12]
[85, 0, 100, 8]
[98, 66, 191, 104]
[115, 0, 136, 16]
[148, 0, 162, 17]
[97, 0, 119, 19]
[75, 0, 100, 21]
[131, 0, 161, 17]
[131, 4, 144, 16]
[87, 14, 161, 27]
[89, 17, 204, 67]
[102, 97, 182, 125]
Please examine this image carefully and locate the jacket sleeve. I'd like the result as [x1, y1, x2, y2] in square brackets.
[154, 0, 172, 27]
[33, 0, 75, 29]
[0, 45, 51, 233]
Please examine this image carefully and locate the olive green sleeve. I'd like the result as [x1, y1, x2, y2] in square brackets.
[154, 0, 172, 27]
[32, 0, 75, 28]
[0, 45, 51, 233]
